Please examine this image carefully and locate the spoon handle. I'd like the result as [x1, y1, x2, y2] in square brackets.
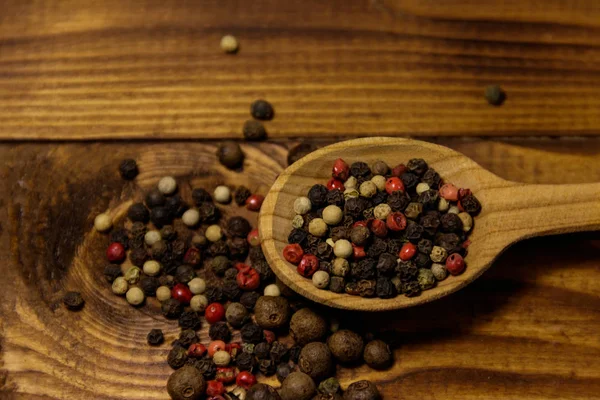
[484, 182, 600, 241]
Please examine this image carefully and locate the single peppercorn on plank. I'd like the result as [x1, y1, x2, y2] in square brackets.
[1, 139, 600, 400]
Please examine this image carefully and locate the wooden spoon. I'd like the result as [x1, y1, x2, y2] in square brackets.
[259, 137, 600, 311]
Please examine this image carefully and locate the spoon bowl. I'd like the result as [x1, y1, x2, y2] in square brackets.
[259, 137, 600, 311]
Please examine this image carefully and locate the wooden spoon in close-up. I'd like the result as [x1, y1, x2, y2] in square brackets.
[259, 137, 600, 311]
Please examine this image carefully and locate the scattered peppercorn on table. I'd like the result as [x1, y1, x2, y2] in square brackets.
[2, 1, 600, 399]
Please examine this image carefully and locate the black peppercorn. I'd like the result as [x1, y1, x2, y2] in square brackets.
[376, 253, 396, 277]
[228, 237, 249, 259]
[208, 240, 229, 257]
[147, 329, 164, 346]
[205, 286, 223, 304]
[461, 193, 482, 215]
[236, 351, 256, 371]
[418, 189, 439, 210]
[375, 278, 397, 299]
[407, 158, 428, 176]
[366, 238, 387, 258]
[351, 258, 377, 280]
[402, 281, 421, 297]
[387, 191, 410, 212]
[308, 184, 328, 208]
[422, 168, 442, 189]
[436, 233, 463, 254]
[109, 228, 129, 250]
[194, 358, 217, 379]
[417, 238, 433, 254]
[130, 248, 149, 268]
[270, 341, 289, 364]
[165, 195, 189, 218]
[128, 202, 150, 223]
[250, 99, 275, 120]
[405, 220, 424, 243]
[179, 311, 201, 330]
[192, 188, 212, 205]
[224, 267, 239, 282]
[140, 276, 160, 297]
[345, 282, 360, 296]
[345, 198, 367, 220]
[63, 291, 84, 310]
[397, 260, 418, 282]
[259, 358, 277, 376]
[400, 172, 419, 192]
[386, 238, 402, 255]
[151, 240, 168, 260]
[326, 189, 345, 207]
[159, 274, 175, 289]
[217, 142, 245, 169]
[145, 189, 166, 208]
[240, 291, 261, 310]
[233, 186, 251, 207]
[210, 255, 231, 276]
[420, 212, 440, 236]
[316, 241, 333, 261]
[150, 206, 171, 227]
[227, 216, 252, 238]
[119, 159, 138, 180]
[168, 346, 188, 370]
[319, 261, 332, 274]
[199, 202, 220, 223]
[241, 323, 264, 344]
[414, 252, 432, 269]
[485, 84, 505, 106]
[276, 363, 294, 383]
[255, 342, 271, 360]
[209, 321, 232, 342]
[158, 225, 177, 242]
[357, 280, 377, 297]
[330, 226, 347, 242]
[288, 143, 318, 166]
[251, 260, 272, 282]
[350, 226, 370, 246]
[329, 276, 345, 293]
[243, 119, 268, 140]
[350, 161, 371, 177]
[440, 213, 463, 233]
[179, 329, 199, 347]
[371, 160, 389, 176]
[249, 246, 266, 263]
[371, 191, 388, 206]
[289, 345, 302, 364]
[104, 264, 122, 282]
[223, 280, 242, 301]
[162, 298, 184, 319]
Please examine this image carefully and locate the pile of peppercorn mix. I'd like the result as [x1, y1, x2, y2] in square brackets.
[283, 158, 481, 298]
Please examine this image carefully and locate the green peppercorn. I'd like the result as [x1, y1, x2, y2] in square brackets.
[417, 268, 436, 290]
[319, 377, 341, 395]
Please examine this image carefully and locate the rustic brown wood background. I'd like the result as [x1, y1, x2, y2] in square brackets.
[1, 1, 600, 399]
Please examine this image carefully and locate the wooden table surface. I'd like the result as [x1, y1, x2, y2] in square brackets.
[1, 1, 599, 399]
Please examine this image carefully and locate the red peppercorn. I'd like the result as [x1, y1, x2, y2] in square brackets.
[205, 303, 225, 324]
[236, 268, 261, 290]
[215, 367, 236, 383]
[208, 340, 227, 357]
[369, 219, 388, 238]
[332, 158, 350, 181]
[263, 330, 276, 344]
[206, 380, 225, 396]
[446, 253, 466, 275]
[326, 178, 345, 191]
[235, 262, 251, 272]
[458, 188, 472, 200]
[247, 228, 260, 246]
[183, 247, 201, 266]
[386, 212, 407, 231]
[353, 220, 368, 228]
[188, 343, 207, 358]
[227, 342, 242, 358]
[352, 244, 366, 260]
[399, 242, 417, 261]
[171, 283, 193, 304]
[283, 244, 304, 265]
[297, 254, 319, 277]
[106, 242, 126, 263]
[245, 194, 264, 211]
[439, 183, 459, 201]
[385, 177, 405, 195]
[391, 163, 408, 177]
[236, 371, 257, 389]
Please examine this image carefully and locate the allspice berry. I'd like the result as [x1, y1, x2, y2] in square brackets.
[217, 142, 245, 169]
[166, 365, 206, 400]
[327, 329, 364, 363]
[250, 99, 274, 121]
[226, 302, 249, 328]
[279, 371, 316, 400]
[290, 308, 328, 346]
[343, 380, 380, 400]
[298, 342, 333, 382]
[243, 120, 267, 141]
[247, 383, 282, 400]
[254, 296, 291, 330]
[363, 340, 392, 370]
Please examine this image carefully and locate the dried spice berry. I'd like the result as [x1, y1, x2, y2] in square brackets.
[357, 279, 376, 297]
[460, 193, 482, 215]
[240, 291, 261, 310]
[280, 372, 316, 400]
[418, 268, 436, 290]
[308, 184, 328, 208]
[290, 308, 328, 346]
[150, 206, 171, 227]
[446, 253, 466, 275]
[255, 296, 291, 330]
[420, 212, 440, 237]
[179, 329, 200, 348]
[119, 159, 138, 180]
[299, 342, 332, 381]
[166, 195, 189, 218]
[193, 358, 217, 379]
[350, 162, 371, 178]
[162, 298, 184, 319]
[255, 342, 271, 360]
[253, 260, 275, 282]
[414, 252, 432, 269]
[227, 216, 252, 238]
[179, 311, 201, 330]
[363, 340, 393, 370]
[63, 291, 84, 310]
[175, 265, 195, 285]
[241, 323, 264, 344]
[418, 189, 439, 210]
[140, 276, 160, 297]
[397, 260, 418, 282]
[199, 202, 220, 223]
[400, 172, 419, 191]
[288, 143, 318, 166]
[366, 237, 387, 258]
[485, 84, 506, 106]
[104, 264, 122, 282]
[251, 99, 274, 120]
[228, 237, 249, 259]
[402, 281, 421, 297]
[167, 365, 206, 400]
[147, 329, 164, 346]
[288, 228, 308, 245]
[440, 213, 463, 233]
[106, 242, 126, 263]
[217, 142, 245, 169]
[405, 221, 424, 243]
[326, 189, 345, 207]
[277, 363, 294, 383]
[376, 253, 396, 276]
[236, 351, 256, 371]
[270, 341, 289, 364]
[422, 168, 442, 189]
[407, 158, 428, 176]
[208, 240, 229, 257]
[209, 322, 232, 342]
[376, 277, 397, 299]
[128, 203, 150, 223]
[223, 280, 242, 301]
[259, 358, 277, 376]
[244, 120, 267, 140]
[387, 191, 410, 211]
[327, 329, 364, 363]
[168, 346, 189, 370]
[418, 238, 433, 254]
[436, 233, 463, 254]
[204, 287, 223, 305]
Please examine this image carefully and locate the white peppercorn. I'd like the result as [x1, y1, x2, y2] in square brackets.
[126, 287, 145, 306]
[416, 182, 430, 195]
[94, 213, 112, 232]
[322, 205, 343, 225]
[326, 238, 335, 247]
[344, 176, 357, 189]
[331, 258, 350, 277]
[214, 185, 231, 204]
[448, 205, 460, 215]
[373, 203, 392, 220]
[158, 176, 177, 195]
[112, 277, 128, 295]
[458, 212, 473, 232]
[344, 188, 359, 200]
[144, 230, 162, 246]
[143, 260, 162, 277]
[182, 209, 200, 227]
[124, 266, 141, 284]
[308, 218, 328, 237]
[292, 215, 305, 229]
[190, 295, 208, 312]
[312, 271, 330, 289]
[220, 35, 239, 54]
[333, 239, 352, 259]
[438, 197, 449, 212]
[293, 197, 312, 215]
[431, 263, 448, 281]
[205, 225, 223, 242]
[371, 175, 386, 191]
[231, 386, 246, 399]
[264, 284, 281, 297]
[359, 181, 378, 198]
[188, 278, 206, 295]
[430, 246, 448, 263]
[156, 285, 172, 301]
[213, 350, 231, 366]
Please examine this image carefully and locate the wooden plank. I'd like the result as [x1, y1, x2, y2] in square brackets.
[0, 138, 599, 399]
[2, 1, 600, 139]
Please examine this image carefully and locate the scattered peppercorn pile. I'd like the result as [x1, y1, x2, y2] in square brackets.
[283, 158, 481, 299]
[90, 158, 387, 400]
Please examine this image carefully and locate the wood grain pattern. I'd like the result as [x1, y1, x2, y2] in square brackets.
[1, 139, 599, 399]
[3, 0, 600, 139]
[259, 137, 600, 310]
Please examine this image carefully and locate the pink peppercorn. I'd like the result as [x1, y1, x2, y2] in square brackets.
[188, 343, 207, 358]
[370, 219, 388, 238]
[446, 253, 466, 275]
[439, 183, 459, 201]
[391, 163, 408, 177]
[206, 303, 225, 324]
[332, 158, 350, 181]
[183, 247, 201, 266]
[352, 244, 366, 260]
[245, 194, 264, 211]
[385, 177, 405, 195]
[236, 371, 257, 389]
[327, 178, 345, 191]
[386, 212, 407, 231]
[171, 283, 193, 304]
[236, 268, 261, 290]
[263, 330, 276, 344]
[247, 229, 260, 246]
[206, 380, 225, 397]
[399, 242, 417, 261]
[283, 244, 304, 265]
[106, 242, 126, 263]
[297, 254, 319, 277]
